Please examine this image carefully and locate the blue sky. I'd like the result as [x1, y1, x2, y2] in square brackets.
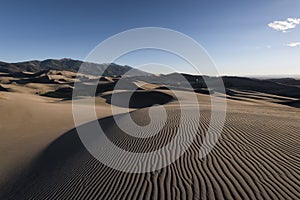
[0, 0, 299, 76]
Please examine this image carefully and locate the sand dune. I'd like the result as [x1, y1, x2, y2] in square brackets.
[1, 87, 300, 199]
[0, 68, 300, 199]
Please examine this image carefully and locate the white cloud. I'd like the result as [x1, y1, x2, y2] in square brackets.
[286, 42, 300, 47]
[268, 18, 300, 32]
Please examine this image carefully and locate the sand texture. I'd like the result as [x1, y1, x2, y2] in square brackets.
[0, 68, 300, 199]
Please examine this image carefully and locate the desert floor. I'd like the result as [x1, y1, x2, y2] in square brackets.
[0, 76, 300, 199]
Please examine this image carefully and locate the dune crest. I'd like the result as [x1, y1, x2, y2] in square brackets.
[0, 62, 300, 199]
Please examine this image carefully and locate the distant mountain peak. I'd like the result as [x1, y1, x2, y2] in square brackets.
[0, 59, 151, 77]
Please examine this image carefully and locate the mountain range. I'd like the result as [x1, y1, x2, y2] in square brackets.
[0, 58, 149, 76]
[0, 58, 299, 99]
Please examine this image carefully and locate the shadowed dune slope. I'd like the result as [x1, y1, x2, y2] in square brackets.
[0, 84, 8, 91]
[102, 90, 174, 108]
[1, 105, 300, 200]
[278, 100, 300, 108]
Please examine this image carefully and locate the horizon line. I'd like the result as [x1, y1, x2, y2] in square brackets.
[1, 57, 300, 78]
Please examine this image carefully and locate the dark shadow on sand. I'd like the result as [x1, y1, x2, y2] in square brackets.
[102, 90, 174, 108]
[0, 91, 175, 198]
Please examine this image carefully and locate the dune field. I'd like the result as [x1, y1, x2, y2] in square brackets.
[0, 62, 300, 199]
